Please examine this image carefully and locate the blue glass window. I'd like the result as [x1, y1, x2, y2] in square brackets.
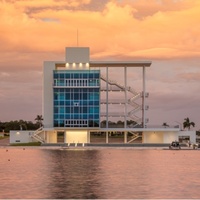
[53, 70, 100, 128]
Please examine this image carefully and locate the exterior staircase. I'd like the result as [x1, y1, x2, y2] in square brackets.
[31, 127, 45, 143]
[127, 132, 142, 143]
[101, 75, 139, 96]
[100, 74, 144, 127]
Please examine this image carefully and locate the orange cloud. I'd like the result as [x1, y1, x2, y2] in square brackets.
[1, 0, 200, 61]
[7, 0, 91, 9]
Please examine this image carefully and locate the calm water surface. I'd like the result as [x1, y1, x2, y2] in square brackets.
[0, 147, 200, 199]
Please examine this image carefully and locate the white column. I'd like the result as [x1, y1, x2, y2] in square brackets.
[142, 66, 146, 128]
[46, 131, 49, 143]
[106, 67, 108, 128]
[88, 131, 90, 143]
[124, 67, 127, 128]
[106, 131, 108, 143]
[64, 131, 67, 143]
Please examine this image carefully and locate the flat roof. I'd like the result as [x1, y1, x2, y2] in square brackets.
[43, 127, 180, 132]
[55, 61, 152, 68]
[89, 61, 152, 67]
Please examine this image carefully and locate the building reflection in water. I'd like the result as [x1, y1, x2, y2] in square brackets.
[43, 149, 102, 199]
[1, 148, 200, 199]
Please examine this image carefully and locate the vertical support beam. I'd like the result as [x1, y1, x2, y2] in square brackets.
[44, 131, 46, 143]
[106, 67, 108, 129]
[124, 67, 127, 128]
[106, 131, 108, 143]
[64, 131, 67, 143]
[46, 131, 49, 143]
[124, 131, 127, 143]
[88, 130, 90, 143]
[142, 66, 146, 128]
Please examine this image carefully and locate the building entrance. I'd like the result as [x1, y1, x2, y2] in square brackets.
[57, 131, 65, 143]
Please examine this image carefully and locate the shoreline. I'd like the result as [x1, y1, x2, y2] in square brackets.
[0, 145, 198, 150]
[0, 138, 198, 150]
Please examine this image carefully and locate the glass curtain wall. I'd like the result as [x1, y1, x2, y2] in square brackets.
[53, 70, 100, 128]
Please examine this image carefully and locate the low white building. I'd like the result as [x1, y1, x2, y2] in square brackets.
[9, 129, 196, 145]
[10, 131, 36, 144]
[143, 129, 196, 144]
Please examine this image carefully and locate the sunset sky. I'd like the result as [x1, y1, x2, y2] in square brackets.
[0, 0, 200, 129]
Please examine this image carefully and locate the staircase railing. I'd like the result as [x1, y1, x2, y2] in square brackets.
[100, 74, 144, 127]
[127, 133, 142, 143]
[128, 106, 142, 116]
[31, 127, 45, 143]
[101, 75, 139, 96]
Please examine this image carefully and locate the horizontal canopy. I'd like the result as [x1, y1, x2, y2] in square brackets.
[55, 61, 152, 68]
[89, 61, 152, 67]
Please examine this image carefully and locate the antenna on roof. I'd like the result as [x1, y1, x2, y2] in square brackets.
[77, 29, 79, 47]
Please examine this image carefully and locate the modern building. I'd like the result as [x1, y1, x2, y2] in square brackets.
[10, 47, 196, 145]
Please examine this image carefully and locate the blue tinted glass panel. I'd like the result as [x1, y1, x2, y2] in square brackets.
[54, 114, 58, 119]
[54, 101, 58, 106]
[60, 114, 65, 119]
[89, 101, 94, 106]
[94, 101, 99, 105]
[60, 74, 64, 78]
[59, 107, 65, 113]
[65, 114, 70, 118]
[53, 70, 100, 127]
[54, 107, 58, 113]
[89, 107, 94, 113]
[60, 101, 64, 105]
[94, 107, 99, 113]
[94, 73, 99, 78]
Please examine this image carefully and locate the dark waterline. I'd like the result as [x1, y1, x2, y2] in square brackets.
[0, 147, 200, 199]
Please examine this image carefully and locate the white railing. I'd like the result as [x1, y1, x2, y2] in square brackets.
[31, 127, 45, 143]
[128, 115, 142, 124]
[100, 74, 145, 128]
[101, 112, 125, 117]
[101, 99, 126, 104]
[101, 75, 139, 96]
[127, 133, 142, 143]
[145, 124, 180, 129]
[128, 106, 142, 116]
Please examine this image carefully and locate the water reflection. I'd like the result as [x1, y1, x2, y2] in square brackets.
[45, 149, 102, 199]
[0, 148, 200, 199]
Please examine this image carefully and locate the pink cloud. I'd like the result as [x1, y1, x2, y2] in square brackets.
[176, 72, 200, 82]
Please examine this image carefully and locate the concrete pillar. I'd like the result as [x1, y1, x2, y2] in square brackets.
[64, 131, 67, 143]
[106, 67, 108, 128]
[88, 131, 90, 143]
[124, 131, 127, 143]
[124, 67, 127, 129]
[106, 132, 109, 143]
[142, 66, 146, 128]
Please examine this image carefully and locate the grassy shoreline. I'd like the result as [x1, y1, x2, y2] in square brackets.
[10, 142, 41, 146]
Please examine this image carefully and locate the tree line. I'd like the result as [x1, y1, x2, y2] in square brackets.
[0, 116, 196, 133]
[0, 115, 43, 133]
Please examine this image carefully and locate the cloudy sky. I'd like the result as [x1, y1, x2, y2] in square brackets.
[0, 0, 200, 130]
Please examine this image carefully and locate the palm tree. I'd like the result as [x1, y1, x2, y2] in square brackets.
[35, 115, 43, 127]
[183, 117, 195, 130]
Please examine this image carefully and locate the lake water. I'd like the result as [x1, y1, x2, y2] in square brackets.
[0, 147, 200, 199]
